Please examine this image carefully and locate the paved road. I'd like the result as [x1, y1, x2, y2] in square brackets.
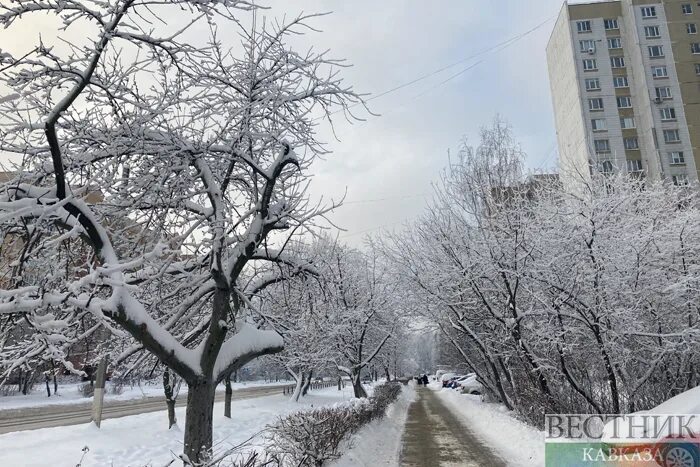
[0, 385, 291, 434]
[400, 388, 506, 467]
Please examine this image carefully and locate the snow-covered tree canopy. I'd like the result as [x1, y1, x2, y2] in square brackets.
[0, 2, 363, 461]
[255, 237, 398, 399]
[381, 121, 700, 425]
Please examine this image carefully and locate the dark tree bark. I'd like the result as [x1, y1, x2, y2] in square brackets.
[301, 370, 312, 396]
[224, 372, 233, 418]
[163, 368, 178, 429]
[351, 371, 367, 398]
[183, 381, 216, 464]
[51, 361, 58, 394]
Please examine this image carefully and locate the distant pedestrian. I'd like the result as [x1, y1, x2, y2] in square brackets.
[422, 374, 429, 385]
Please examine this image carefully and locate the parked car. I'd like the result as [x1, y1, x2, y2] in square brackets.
[457, 375, 483, 395]
[602, 385, 700, 467]
[440, 372, 457, 387]
[444, 373, 472, 389]
[435, 370, 453, 382]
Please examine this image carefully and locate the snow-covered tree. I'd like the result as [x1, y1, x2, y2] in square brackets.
[0, 2, 361, 462]
[382, 120, 700, 425]
[320, 244, 394, 398]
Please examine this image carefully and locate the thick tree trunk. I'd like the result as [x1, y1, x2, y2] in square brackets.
[384, 365, 391, 382]
[351, 371, 367, 398]
[183, 381, 216, 464]
[224, 372, 233, 418]
[301, 370, 312, 396]
[290, 373, 303, 402]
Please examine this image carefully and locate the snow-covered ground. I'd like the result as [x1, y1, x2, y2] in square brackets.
[0, 379, 293, 411]
[432, 385, 545, 467]
[332, 382, 416, 467]
[0, 385, 358, 466]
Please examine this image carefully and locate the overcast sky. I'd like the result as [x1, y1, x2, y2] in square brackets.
[1, 0, 571, 245]
[259, 0, 568, 244]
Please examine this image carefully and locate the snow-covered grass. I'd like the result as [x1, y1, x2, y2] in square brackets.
[332, 382, 416, 467]
[0, 379, 293, 411]
[0, 385, 360, 466]
[432, 385, 545, 467]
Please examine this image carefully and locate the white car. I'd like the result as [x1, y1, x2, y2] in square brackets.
[435, 370, 452, 382]
[440, 372, 457, 387]
[456, 374, 483, 395]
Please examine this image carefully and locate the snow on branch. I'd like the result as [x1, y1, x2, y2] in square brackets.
[213, 323, 283, 382]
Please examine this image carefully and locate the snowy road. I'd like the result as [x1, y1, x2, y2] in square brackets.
[400, 388, 507, 466]
[0, 385, 290, 434]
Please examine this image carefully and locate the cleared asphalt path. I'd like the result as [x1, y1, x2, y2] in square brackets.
[400, 388, 506, 467]
[0, 385, 290, 434]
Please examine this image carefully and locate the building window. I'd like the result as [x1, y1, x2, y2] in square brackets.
[594, 139, 611, 154]
[591, 118, 607, 131]
[580, 40, 596, 52]
[695, 63, 700, 74]
[577, 21, 592, 33]
[607, 37, 622, 49]
[600, 160, 614, 173]
[627, 160, 643, 172]
[688, 23, 698, 34]
[620, 117, 636, 129]
[644, 25, 661, 38]
[604, 19, 619, 30]
[682, 4, 693, 15]
[613, 76, 629, 88]
[589, 98, 604, 111]
[648, 45, 664, 58]
[691, 43, 700, 54]
[652, 65, 668, 78]
[624, 137, 640, 150]
[670, 151, 686, 164]
[641, 7, 657, 18]
[583, 59, 598, 70]
[617, 96, 632, 108]
[655, 86, 672, 99]
[672, 174, 689, 186]
[660, 107, 677, 121]
[585, 78, 601, 91]
[610, 56, 626, 68]
[663, 129, 681, 143]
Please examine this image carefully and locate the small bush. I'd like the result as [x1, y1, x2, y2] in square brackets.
[0, 385, 18, 397]
[265, 382, 402, 467]
[79, 382, 94, 398]
[109, 379, 125, 395]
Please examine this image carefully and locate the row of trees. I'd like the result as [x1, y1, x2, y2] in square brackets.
[0, 1, 405, 464]
[382, 121, 700, 425]
[259, 239, 398, 401]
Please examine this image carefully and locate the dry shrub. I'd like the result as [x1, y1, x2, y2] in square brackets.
[265, 382, 402, 467]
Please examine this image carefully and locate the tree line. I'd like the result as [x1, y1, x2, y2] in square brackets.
[380, 121, 700, 426]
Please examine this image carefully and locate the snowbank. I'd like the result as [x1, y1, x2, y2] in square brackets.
[0, 385, 358, 466]
[434, 388, 545, 467]
[331, 382, 417, 467]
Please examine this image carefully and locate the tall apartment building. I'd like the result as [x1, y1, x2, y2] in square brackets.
[547, 0, 700, 191]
